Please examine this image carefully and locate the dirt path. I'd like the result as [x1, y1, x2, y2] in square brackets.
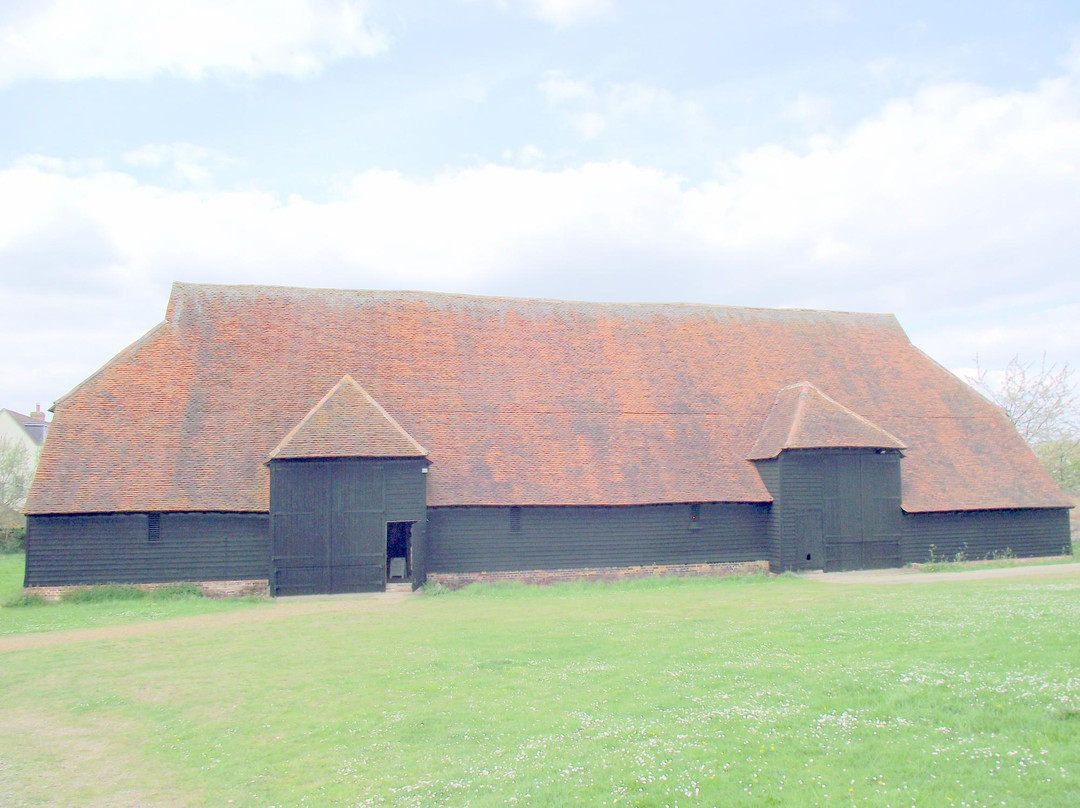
[807, 561, 1080, 585]
[0, 591, 417, 653]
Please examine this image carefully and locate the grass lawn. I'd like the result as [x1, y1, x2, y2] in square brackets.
[0, 552, 24, 601]
[1, 571, 1079, 807]
[909, 549, 1075, 574]
[0, 553, 262, 635]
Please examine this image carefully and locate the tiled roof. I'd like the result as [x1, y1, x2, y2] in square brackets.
[1, 408, 47, 446]
[268, 375, 427, 460]
[748, 381, 906, 459]
[27, 282, 1072, 514]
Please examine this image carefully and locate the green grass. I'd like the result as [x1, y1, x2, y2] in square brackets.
[2, 572, 1079, 807]
[912, 550, 1075, 574]
[0, 552, 24, 601]
[0, 553, 262, 636]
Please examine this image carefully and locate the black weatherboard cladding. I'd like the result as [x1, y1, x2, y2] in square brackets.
[24, 512, 269, 586]
[751, 457, 783, 570]
[755, 449, 903, 572]
[425, 502, 770, 573]
[269, 457, 427, 595]
[901, 508, 1071, 563]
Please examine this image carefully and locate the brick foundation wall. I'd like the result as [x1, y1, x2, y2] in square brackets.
[197, 579, 270, 598]
[426, 560, 770, 590]
[24, 578, 270, 602]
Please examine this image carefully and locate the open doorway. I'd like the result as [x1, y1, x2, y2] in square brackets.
[386, 521, 414, 581]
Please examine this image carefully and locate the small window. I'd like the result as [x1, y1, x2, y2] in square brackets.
[509, 506, 522, 533]
[689, 504, 701, 530]
[147, 513, 162, 543]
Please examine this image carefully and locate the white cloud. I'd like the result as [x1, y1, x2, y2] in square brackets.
[472, 0, 613, 27]
[538, 73, 711, 144]
[784, 92, 835, 128]
[4, 64, 1080, 406]
[538, 71, 596, 104]
[526, 0, 613, 27]
[574, 111, 607, 139]
[501, 144, 546, 167]
[124, 143, 234, 188]
[0, 0, 388, 85]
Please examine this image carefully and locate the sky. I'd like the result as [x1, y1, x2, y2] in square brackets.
[2, 0, 1079, 414]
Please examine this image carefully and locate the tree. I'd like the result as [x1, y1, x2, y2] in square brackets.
[971, 354, 1080, 497]
[0, 436, 35, 527]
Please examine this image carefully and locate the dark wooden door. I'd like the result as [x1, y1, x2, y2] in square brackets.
[821, 453, 901, 571]
[271, 462, 330, 595]
[792, 508, 825, 570]
[329, 463, 385, 593]
[271, 460, 387, 595]
[858, 453, 902, 569]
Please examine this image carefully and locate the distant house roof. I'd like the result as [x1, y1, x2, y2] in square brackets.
[1, 408, 48, 446]
[748, 381, 906, 460]
[27, 282, 1072, 515]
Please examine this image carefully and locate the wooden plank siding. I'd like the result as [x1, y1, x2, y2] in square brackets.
[269, 458, 427, 595]
[425, 502, 770, 574]
[24, 513, 269, 587]
[901, 508, 1072, 564]
[755, 449, 904, 572]
[775, 451, 823, 571]
[751, 458, 783, 571]
[820, 452, 902, 571]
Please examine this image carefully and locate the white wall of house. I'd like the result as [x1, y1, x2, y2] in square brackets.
[0, 408, 47, 527]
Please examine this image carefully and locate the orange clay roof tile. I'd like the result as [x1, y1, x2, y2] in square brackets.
[26, 282, 1073, 514]
[268, 375, 426, 460]
[748, 381, 906, 459]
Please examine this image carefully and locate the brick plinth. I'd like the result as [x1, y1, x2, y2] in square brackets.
[23, 579, 270, 602]
[197, 579, 270, 598]
[426, 560, 770, 590]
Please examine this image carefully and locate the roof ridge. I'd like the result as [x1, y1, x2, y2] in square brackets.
[782, 381, 812, 450]
[166, 281, 902, 322]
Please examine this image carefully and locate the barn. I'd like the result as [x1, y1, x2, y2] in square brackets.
[24, 282, 1073, 595]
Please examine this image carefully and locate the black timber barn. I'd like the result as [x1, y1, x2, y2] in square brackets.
[24, 283, 1073, 595]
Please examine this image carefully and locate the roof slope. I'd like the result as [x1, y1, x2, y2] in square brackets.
[28, 282, 1072, 513]
[268, 375, 427, 460]
[1, 409, 47, 446]
[748, 381, 906, 459]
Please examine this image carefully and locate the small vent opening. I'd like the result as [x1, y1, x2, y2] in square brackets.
[689, 504, 701, 529]
[148, 513, 162, 544]
[509, 506, 522, 533]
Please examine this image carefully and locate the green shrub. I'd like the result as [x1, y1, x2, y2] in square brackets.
[0, 527, 26, 554]
[3, 590, 46, 607]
